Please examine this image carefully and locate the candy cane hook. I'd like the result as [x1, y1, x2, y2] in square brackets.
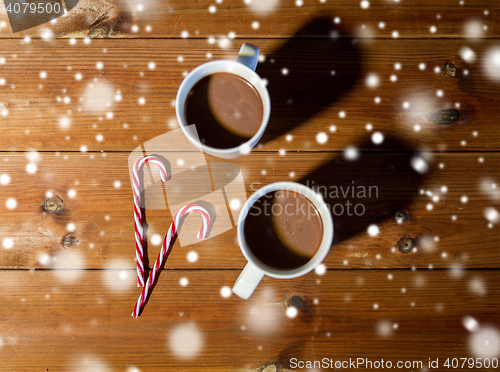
[133, 156, 168, 287]
[132, 204, 210, 318]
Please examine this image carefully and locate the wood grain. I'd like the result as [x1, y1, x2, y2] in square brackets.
[0, 0, 499, 39]
[0, 39, 499, 152]
[0, 152, 498, 270]
[0, 1, 498, 370]
[0, 269, 498, 371]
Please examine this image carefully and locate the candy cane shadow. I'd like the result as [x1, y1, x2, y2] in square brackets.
[152, 160, 243, 246]
[160, 165, 222, 239]
[256, 17, 361, 144]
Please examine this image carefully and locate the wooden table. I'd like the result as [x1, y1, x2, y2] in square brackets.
[1, 1, 499, 371]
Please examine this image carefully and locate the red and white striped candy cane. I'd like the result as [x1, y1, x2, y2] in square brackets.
[132, 204, 210, 318]
[133, 156, 169, 287]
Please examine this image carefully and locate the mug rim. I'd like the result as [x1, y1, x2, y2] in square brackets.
[175, 60, 271, 157]
[237, 181, 334, 279]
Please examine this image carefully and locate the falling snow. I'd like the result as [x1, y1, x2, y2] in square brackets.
[286, 306, 298, 318]
[484, 207, 500, 223]
[26, 163, 37, 174]
[220, 286, 232, 298]
[371, 132, 384, 145]
[367, 224, 379, 236]
[460, 47, 476, 63]
[469, 326, 500, 359]
[0, 174, 10, 185]
[315, 264, 327, 275]
[229, 198, 242, 211]
[483, 47, 500, 82]
[344, 146, 359, 161]
[52, 250, 85, 282]
[102, 260, 135, 292]
[411, 156, 428, 174]
[2, 238, 14, 249]
[376, 319, 394, 337]
[464, 20, 484, 38]
[366, 73, 380, 88]
[187, 251, 198, 263]
[150, 234, 163, 246]
[316, 132, 328, 144]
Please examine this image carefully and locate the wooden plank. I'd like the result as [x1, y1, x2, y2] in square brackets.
[0, 269, 498, 371]
[0, 39, 499, 152]
[1, 152, 499, 269]
[0, 1, 499, 39]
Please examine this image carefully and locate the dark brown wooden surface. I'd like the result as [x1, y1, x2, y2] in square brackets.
[0, 0, 499, 371]
[0, 39, 499, 152]
[1, 0, 500, 39]
[0, 270, 498, 371]
[0, 152, 499, 270]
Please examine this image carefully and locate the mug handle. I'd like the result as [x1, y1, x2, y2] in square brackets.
[232, 261, 264, 299]
[236, 43, 260, 71]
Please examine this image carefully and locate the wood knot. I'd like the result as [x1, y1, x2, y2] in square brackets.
[398, 237, 415, 253]
[391, 209, 409, 224]
[43, 196, 65, 214]
[427, 108, 461, 125]
[61, 234, 77, 248]
[262, 364, 277, 372]
[444, 63, 457, 77]
[287, 295, 306, 310]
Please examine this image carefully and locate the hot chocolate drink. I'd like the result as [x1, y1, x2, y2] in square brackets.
[184, 72, 263, 149]
[243, 190, 323, 270]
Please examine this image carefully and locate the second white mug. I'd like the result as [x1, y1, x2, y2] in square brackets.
[232, 182, 334, 299]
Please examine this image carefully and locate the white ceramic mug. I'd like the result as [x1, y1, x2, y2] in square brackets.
[175, 43, 271, 159]
[232, 182, 334, 299]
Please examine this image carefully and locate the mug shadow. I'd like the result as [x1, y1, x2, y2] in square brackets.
[256, 17, 362, 144]
[297, 138, 424, 246]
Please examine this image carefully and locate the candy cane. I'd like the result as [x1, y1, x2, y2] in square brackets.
[132, 204, 210, 318]
[133, 156, 168, 287]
